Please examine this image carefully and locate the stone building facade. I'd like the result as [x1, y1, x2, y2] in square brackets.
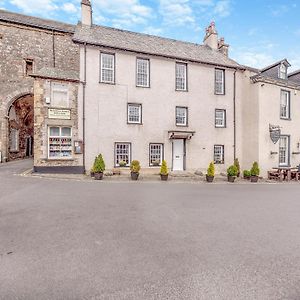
[31, 68, 83, 173]
[0, 9, 79, 162]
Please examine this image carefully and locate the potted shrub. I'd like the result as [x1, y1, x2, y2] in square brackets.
[250, 161, 260, 183]
[243, 170, 251, 180]
[206, 162, 215, 183]
[227, 165, 238, 183]
[119, 160, 127, 167]
[93, 154, 105, 180]
[130, 160, 141, 180]
[234, 158, 241, 177]
[160, 160, 169, 181]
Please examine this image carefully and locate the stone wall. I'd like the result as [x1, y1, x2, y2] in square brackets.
[0, 20, 79, 161]
[33, 78, 83, 171]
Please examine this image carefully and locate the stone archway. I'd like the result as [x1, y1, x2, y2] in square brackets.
[7, 94, 34, 161]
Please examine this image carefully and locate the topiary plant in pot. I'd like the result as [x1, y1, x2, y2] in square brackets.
[130, 160, 141, 180]
[227, 165, 238, 183]
[93, 154, 105, 180]
[234, 158, 241, 177]
[250, 161, 260, 183]
[160, 160, 169, 181]
[243, 170, 251, 180]
[206, 162, 215, 183]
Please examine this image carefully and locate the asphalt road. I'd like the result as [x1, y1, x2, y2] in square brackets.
[1, 160, 300, 300]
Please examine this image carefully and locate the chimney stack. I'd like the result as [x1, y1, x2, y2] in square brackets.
[81, 0, 92, 26]
[218, 37, 229, 57]
[203, 21, 218, 50]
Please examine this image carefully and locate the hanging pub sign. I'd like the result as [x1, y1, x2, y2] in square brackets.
[269, 124, 281, 144]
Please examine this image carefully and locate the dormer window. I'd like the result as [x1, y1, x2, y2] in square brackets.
[279, 63, 287, 80]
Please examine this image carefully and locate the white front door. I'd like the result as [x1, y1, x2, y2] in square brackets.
[173, 139, 184, 171]
[279, 136, 290, 166]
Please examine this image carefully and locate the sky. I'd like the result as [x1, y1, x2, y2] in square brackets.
[1, 0, 299, 71]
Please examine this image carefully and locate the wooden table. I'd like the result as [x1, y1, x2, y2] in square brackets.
[272, 167, 298, 182]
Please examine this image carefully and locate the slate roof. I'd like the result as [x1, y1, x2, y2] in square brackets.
[0, 9, 75, 33]
[30, 67, 79, 82]
[73, 24, 243, 69]
[260, 59, 291, 73]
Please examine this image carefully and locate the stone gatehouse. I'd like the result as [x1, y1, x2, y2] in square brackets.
[0, 9, 79, 162]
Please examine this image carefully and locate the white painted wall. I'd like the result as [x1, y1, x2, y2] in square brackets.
[81, 45, 243, 174]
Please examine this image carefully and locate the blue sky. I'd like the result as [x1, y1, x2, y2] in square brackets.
[1, 0, 299, 70]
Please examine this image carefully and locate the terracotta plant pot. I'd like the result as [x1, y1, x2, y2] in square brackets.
[228, 175, 236, 183]
[206, 175, 214, 183]
[131, 172, 139, 180]
[250, 175, 258, 183]
[94, 172, 103, 180]
[160, 174, 168, 181]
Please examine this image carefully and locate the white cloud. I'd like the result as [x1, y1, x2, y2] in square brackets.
[10, 0, 58, 14]
[159, 0, 196, 27]
[233, 51, 275, 69]
[62, 2, 78, 14]
[213, 0, 231, 18]
[93, 0, 152, 28]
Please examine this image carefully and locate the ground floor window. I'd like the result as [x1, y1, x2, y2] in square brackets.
[149, 143, 163, 166]
[279, 136, 289, 166]
[48, 126, 72, 159]
[214, 145, 224, 164]
[115, 143, 131, 167]
[10, 128, 19, 152]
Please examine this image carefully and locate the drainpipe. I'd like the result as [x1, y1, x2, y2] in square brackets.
[52, 30, 56, 67]
[82, 42, 87, 173]
[233, 70, 237, 160]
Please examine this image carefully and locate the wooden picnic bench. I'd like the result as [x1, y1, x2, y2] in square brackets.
[268, 166, 300, 182]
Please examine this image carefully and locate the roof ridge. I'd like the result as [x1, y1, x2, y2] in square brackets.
[0, 9, 75, 32]
[91, 23, 206, 48]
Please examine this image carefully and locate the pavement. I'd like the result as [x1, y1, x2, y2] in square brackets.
[1, 159, 300, 299]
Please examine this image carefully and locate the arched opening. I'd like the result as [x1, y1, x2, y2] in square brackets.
[8, 94, 34, 161]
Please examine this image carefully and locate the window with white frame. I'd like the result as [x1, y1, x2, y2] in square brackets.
[176, 106, 188, 126]
[115, 143, 131, 167]
[176, 63, 187, 91]
[279, 63, 287, 80]
[215, 109, 226, 127]
[215, 69, 225, 95]
[10, 128, 19, 152]
[51, 83, 69, 107]
[149, 144, 163, 166]
[136, 58, 150, 87]
[127, 103, 142, 124]
[48, 126, 72, 159]
[100, 53, 115, 83]
[214, 145, 224, 164]
[280, 90, 290, 119]
[279, 136, 289, 166]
